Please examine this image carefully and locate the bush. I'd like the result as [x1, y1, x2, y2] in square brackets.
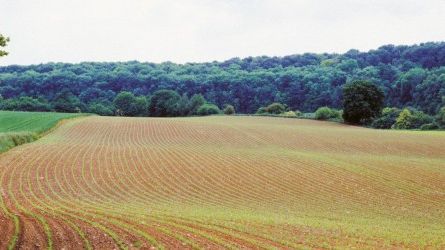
[88, 102, 114, 116]
[408, 110, 434, 129]
[435, 107, 445, 128]
[196, 104, 221, 116]
[394, 108, 433, 129]
[53, 89, 83, 113]
[315, 107, 341, 120]
[0, 96, 53, 112]
[420, 123, 439, 130]
[301, 112, 316, 119]
[265, 103, 286, 114]
[371, 107, 402, 129]
[188, 94, 206, 115]
[256, 107, 267, 114]
[279, 111, 298, 117]
[223, 104, 235, 115]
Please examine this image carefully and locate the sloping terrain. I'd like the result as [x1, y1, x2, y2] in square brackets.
[0, 111, 84, 133]
[0, 111, 86, 153]
[0, 116, 444, 249]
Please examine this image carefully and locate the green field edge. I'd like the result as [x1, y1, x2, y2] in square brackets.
[0, 113, 92, 154]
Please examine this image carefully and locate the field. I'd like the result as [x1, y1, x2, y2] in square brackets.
[0, 115, 444, 249]
[0, 111, 86, 153]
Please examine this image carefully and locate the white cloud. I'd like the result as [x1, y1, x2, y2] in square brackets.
[1, 0, 444, 65]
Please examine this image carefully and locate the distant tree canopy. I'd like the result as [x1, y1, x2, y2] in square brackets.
[114, 91, 147, 117]
[0, 42, 445, 115]
[342, 80, 384, 124]
[0, 34, 9, 57]
[148, 90, 181, 117]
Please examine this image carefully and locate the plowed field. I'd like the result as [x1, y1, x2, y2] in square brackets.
[0, 116, 444, 249]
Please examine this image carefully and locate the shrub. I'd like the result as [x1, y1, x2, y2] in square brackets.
[265, 103, 286, 114]
[394, 108, 433, 129]
[256, 107, 267, 114]
[196, 104, 221, 116]
[53, 89, 83, 113]
[371, 107, 402, 129]
[315, 107, 341, 120]
[223, 104, 235, 115]
[279, 111, 298, 117]
[394, 109, 412, 129]
[0, 96, 53, 112]
[301, 112, 316, 119]
[408, 110, 434, 129]
[88, 102, 114, 116]
[420, 123, 439, 130]
[188, 94, 206, 115]
[435, 107, 445, 128]
[294, 110, 303, 117]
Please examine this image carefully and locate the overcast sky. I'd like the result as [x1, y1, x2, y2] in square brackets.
[1, 0, 445, 66]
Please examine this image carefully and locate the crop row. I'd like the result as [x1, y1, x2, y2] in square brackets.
[0, 116, 444, 248]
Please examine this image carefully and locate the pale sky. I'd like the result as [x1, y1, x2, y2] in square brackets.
[1, 0, 445, 66]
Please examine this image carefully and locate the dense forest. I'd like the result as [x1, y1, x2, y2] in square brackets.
[0, 42, 445, 115]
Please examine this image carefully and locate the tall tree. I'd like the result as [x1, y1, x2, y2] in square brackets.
[342, 80, 384, 124]
[53, 89, 83, 113]
[113, 91, 147, 117]
[148, 90, 181, 117]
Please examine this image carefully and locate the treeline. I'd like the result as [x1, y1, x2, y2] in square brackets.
[255, 80, 445, 130]
[0, 89, 226, 117]
[0, 42, 445, 115]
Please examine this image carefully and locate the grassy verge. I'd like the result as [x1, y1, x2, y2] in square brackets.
[0, 111, 89, 153]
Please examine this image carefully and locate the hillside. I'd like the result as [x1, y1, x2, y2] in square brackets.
[0, 111, 86, 153]
[0, 42, 444, 115]
[0, 116, 444, 249]
[0, 111, 85, 133]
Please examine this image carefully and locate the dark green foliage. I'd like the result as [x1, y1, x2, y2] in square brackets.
[394, 68, 426, 105]
[148, 90, 181, 117]
[342, 81, 384, 124]
[53, 90, 83, 113]
[176, 94, 191, 116]
[420, 123, 439, 130]
[257, 103, 286, 114]
[113, 92, 147, 117]
[196, 104, 221, 116]
[88, 102, 114, 116]
[314, 107, 341, 120]
[256, 107, 267, 114]
[0, 96, 52, 112]
[223, 104, 235, 115]
[134, 96, 149, 116]
[435, 107, 445, 128]
[371, 107, 402, 129]
[0, 42, 445, 114]
[188, 94, 206, 115]
[394, 108, 434, 129]
[266, 103, 286, 114]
